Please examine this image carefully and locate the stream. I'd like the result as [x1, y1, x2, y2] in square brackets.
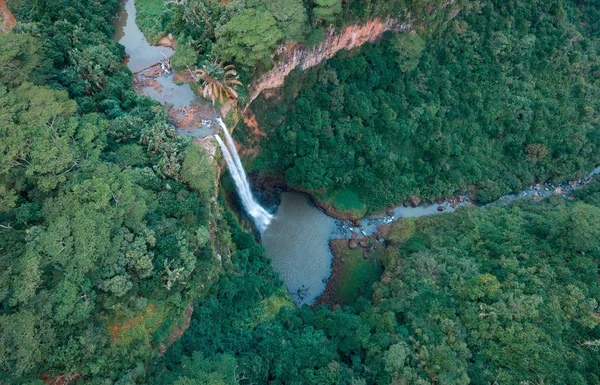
[114, 0, 600, 307]
[114, 0, 173, 73]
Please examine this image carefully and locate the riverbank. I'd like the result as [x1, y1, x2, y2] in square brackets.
[310, 170, 600, 307]
[312, 238, 383, 308]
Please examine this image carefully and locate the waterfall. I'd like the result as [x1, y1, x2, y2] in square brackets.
[215, 118, 272, 232]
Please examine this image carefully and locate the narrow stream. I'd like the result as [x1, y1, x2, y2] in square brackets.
[114, 0, 214, 137]
[114, 0, 600, 307]
[114, 0, 173, 73]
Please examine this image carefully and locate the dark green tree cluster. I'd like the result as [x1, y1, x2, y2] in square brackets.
[0, 1, 219, 382]
[7, 0, 152, 117]
[250, 0, 600, 211]
[150, 190, 600, 384]
[140, 0, 464, 73]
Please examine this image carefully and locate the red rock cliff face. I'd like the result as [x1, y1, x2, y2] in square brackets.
[246, 17, 411, 107]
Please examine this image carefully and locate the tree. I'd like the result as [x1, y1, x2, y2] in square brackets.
[0, 33, 48, 88]
[312, 0, 341, 23]
[216, 9, 283, 68]
[249, 0, 309, 42]
[190, 62, 242, 105]
[392, 32, 425, 72]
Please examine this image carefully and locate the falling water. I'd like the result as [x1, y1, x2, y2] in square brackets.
[215, 120, 272, 232]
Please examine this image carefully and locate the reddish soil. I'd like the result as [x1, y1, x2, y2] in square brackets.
[243, 110, 267, 137]
[158, 301, 194, 355]
[108, 304, 157, 341]
[170, 103, 216, 130]
[173, 69, 195, 84]
[0, 0, 16, 32]
[41, 372, 81, 385]
[311, 239, 348, 308]
[133, 68, 215, 130]
[141, 64, 164, 78]
[312, 238, 381, 308]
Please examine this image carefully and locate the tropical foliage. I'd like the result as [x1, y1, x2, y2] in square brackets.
[3, 0, 600, 384]
[135, 0, 465, 71]
[190, 61, 242, 104]
[249, 0, 600, 212]
[149, 190, 600, 385]
[1, 0, 217, 383]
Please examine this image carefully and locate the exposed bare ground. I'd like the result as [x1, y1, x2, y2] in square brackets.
[41, 372, 81, 385]
[158, 35, 177, 49]
[158, 301, 194, 355]
[0, 0, 16, 32]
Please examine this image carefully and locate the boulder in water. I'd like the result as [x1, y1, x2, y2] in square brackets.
[437, 205, 445, 212]
[409, 195, 421, 207]
[348, 239, 359, 249]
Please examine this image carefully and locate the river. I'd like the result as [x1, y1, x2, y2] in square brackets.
[114, 0, 600, 307]
[114, 0, 214, 137]
[114, 0, 173, 73]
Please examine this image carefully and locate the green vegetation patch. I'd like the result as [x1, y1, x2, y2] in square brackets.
[134, 0, 167, 44]
[106, 302, 171, 347]
[256, 0, 600, 214]
[258, 287, 295, 323]
[313, 188, 367, 219]
[170, 43, 198, 71]
[329, 239, 383, 305]
[387, 217, 416, 244]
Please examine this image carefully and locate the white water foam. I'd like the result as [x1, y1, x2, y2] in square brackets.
[215, 119, 272, 232]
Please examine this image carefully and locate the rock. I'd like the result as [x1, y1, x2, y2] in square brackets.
[386, 207, 395, 216]
[435, 197, 445, 204]
[409, 195, 421, 207]
[359, 238, 369, 248]
[437, 205, 445, 212]
[354, 219, 362, 227]
[449, 196, 458, 208]
[143, 65, 163, 78]
[535, 184, 541, 191]
[348, 239, 358, 249]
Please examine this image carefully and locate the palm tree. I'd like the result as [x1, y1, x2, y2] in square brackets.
[190, 61, 242, 105]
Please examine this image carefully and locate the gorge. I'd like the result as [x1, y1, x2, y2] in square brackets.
[4, 0, 600, 382]
[116, 0, 600, 306]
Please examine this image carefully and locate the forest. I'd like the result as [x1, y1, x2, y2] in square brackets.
[1, 0, 600, 384]
[247, 0, 600, 212]
[132, 0, 466, 81]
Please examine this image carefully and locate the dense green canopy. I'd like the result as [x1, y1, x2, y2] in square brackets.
[2, 0, 600, 384]
[249, 0, 600, 211]
[1, 0, 217, 382]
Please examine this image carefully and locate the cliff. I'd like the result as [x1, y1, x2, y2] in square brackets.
[245, 17, 411, 108]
